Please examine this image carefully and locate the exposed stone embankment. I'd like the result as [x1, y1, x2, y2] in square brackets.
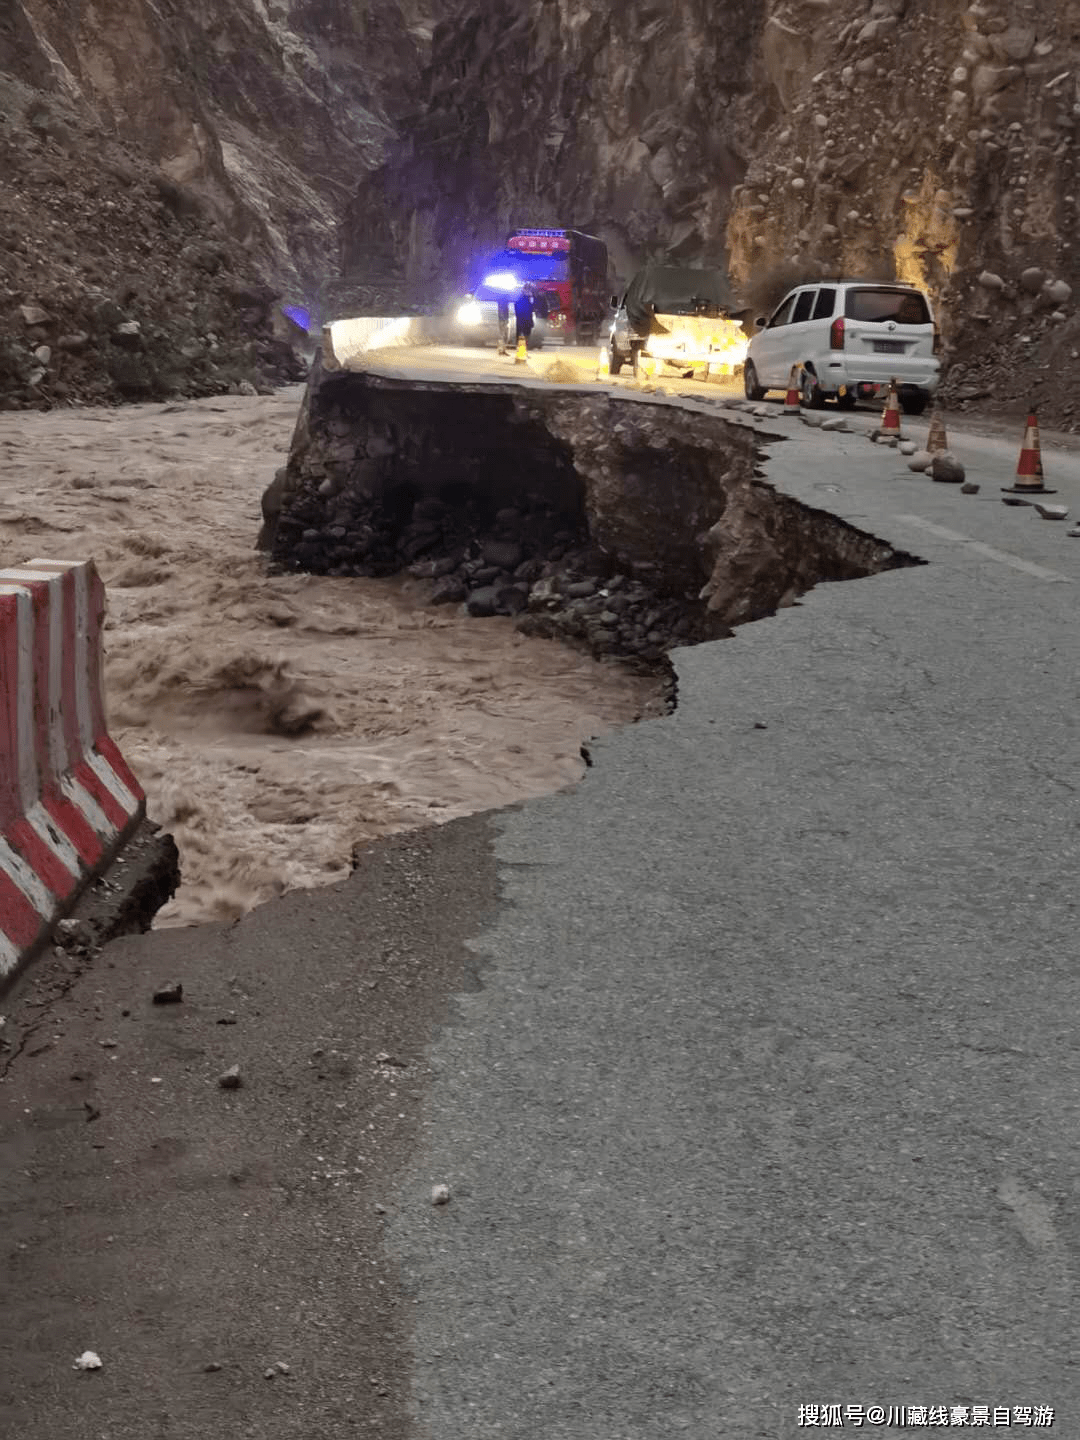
[265, 362, 917, 661]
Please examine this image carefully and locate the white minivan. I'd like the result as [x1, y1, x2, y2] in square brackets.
[743, 280, 941, 414]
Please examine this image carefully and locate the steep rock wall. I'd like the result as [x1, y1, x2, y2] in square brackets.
[8, 0, 424, 300]
[0, 0, 427, 406]
[344, 1, 767, 307]
[727, 0, 1080, 423]
[345, 0, 1080, 426]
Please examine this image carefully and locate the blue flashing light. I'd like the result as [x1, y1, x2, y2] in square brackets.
[282, 303, 311, 331]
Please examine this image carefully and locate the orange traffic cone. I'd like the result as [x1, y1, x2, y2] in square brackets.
[783, 365, 801, 414]
[1003, 407, 1055, 494]
[596, 345, 610, 381]
[514, 335, 528, 364]
[926, 406, 948, 453]
[880, 378, 903, 436]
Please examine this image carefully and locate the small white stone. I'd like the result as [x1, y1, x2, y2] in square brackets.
[73, 1351, 103, 1371]
[431, 1183, 451, 1205]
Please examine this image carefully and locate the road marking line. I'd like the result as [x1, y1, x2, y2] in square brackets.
[892, 515, 1071, 582]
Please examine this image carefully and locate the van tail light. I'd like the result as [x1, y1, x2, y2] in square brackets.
[829, 316, 845, 350]
[933, 325, 943, 355]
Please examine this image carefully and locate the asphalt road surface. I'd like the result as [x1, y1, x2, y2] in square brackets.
[2, 345, 1079, 1439]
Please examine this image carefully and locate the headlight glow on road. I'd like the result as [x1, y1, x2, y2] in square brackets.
[361, 316, 412, 351]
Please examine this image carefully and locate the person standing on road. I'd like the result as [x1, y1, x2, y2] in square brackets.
[513, 283, 544, 351]
[497, 297, 511, 355]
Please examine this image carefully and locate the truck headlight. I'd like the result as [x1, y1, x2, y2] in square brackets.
[456, 301, 483, 326]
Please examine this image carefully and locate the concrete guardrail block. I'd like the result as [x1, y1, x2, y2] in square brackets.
[0, 558, 145, 981]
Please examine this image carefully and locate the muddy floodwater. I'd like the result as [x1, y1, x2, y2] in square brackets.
[0, 388, 662, 926]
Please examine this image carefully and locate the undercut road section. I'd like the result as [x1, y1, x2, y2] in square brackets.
[2, 350, 1079, 1438]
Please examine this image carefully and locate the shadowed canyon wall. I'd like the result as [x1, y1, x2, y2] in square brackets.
[4, 0, 1080, 423]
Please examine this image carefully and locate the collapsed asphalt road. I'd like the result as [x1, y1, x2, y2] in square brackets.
[2, 352, 1080, 1439]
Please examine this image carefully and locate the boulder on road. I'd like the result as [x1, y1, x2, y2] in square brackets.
[931, 453, 966, 483]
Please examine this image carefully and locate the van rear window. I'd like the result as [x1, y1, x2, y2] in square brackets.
[845, 288, 930, 324]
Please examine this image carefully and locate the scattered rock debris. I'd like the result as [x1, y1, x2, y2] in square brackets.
[152, 982, 183, 1004]
[218, 1064, 243, 1090]
[431, 1183, 451, 1205]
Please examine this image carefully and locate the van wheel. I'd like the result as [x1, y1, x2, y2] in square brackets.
[900, 393, 927, 416]
[835, 389, 857, 410]
[743, 361, 765, 401]
[801, 370, 826, 409]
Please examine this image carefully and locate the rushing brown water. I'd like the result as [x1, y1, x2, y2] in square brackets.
[0, 387, 661, 926]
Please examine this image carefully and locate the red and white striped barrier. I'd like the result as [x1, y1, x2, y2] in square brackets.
[0, 558, 144, 980]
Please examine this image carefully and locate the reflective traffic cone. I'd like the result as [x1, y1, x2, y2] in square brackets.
[783, 365, 801, 415]
[926, 406, 948, 454]
[514, 335, 528, 364]
[596, 345, 610, 381]
[880, 378, 903, 436]
[1003, 408, 1055, 494]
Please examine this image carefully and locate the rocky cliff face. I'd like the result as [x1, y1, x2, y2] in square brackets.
[4, 0, 1079, 424]
[727, 0, 1080, 424]
[345, 1, 766, 308]
[347, 0, 1080, 427]
[0, 0, 425, 407]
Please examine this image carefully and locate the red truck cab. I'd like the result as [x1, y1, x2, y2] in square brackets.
[504, 229, 609, 344]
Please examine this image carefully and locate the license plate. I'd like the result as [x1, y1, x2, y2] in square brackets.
[873, 340, 906, 353]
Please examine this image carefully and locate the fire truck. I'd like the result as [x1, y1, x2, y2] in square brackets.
[502, 229, 609, 343]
